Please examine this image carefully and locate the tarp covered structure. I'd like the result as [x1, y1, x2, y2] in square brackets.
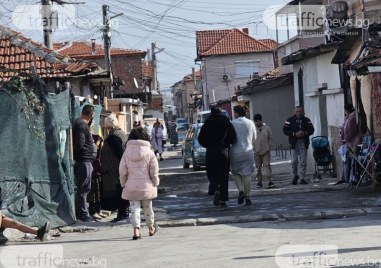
[0, 77, 76, 227]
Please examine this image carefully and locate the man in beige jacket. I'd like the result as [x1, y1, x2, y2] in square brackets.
[253, 114, 274, 188]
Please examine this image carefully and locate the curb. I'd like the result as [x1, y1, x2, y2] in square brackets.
[3, 207, 380, 242]
[156, 207, 381, 228]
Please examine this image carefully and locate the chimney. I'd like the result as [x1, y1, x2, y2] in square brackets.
[91, 39, 96, 55]
[242, 28, 249, 35]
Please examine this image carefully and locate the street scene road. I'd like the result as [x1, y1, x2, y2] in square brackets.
[3, 146, 381, 268]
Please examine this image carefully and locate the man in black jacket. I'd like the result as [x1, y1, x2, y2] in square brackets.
[198, 106, 237, 207]
[73, 104, 97, 222]
[283, 106, 315, 185]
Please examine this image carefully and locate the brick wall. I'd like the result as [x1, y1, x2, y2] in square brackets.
[149, 94, 163, 112]
[94, 55, 145, 94]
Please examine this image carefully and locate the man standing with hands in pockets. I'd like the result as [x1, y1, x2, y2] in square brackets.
[283, 106, 314, 185]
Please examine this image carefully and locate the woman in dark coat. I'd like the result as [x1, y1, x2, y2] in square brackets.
[198, 106, 237, 207]
[170, 121, 178, 146]
[100, 114, 129, 222]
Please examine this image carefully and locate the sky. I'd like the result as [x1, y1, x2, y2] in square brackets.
[0, 0, 289, 91]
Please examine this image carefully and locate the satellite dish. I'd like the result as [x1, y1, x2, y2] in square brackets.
[133, 78, 139, 89]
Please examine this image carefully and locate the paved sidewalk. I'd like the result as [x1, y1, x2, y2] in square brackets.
[4, 146, 381, 241]
[153, 147, 381, 228]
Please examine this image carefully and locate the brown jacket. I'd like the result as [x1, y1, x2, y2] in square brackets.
[254, 124, 273, 155]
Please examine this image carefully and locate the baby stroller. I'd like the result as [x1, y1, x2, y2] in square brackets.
[311, 136, 335, 180]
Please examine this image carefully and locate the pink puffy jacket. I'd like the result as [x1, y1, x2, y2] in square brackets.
[119, 140, 160, 201]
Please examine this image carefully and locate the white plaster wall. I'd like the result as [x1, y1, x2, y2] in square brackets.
[204, 52, 274, 104]
[326, 92, 345, 127]
[303, 57, 318, 95]
[316, 52, 341, 90]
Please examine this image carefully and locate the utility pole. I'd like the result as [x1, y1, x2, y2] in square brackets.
[151, 42, 164, 94]
[192, 67, 197, 91]
[41, 0, 53, 49]
[102, 5, 123, 99]
[151, 42, 157, 94]
[103, 5, 112, 98]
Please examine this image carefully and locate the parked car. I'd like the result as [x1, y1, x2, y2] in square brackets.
[143, 118, 168, 144]
[197, 109, 230, 123]
[176, 117, 189, 131]
[177, 126, 187, 143]
[182, 123, 206, 171]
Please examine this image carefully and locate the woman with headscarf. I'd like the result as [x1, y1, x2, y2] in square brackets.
[100, 113, 129, 222]
[151, 118, 164, 161]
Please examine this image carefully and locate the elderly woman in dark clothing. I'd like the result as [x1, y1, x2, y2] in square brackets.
[198, 106, 237, 207]
[100, 113, 129, 222]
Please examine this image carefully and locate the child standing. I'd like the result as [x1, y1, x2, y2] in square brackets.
[119, 127, 160, 240]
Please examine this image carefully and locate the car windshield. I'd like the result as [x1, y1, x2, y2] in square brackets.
[177, 119, 187, 124]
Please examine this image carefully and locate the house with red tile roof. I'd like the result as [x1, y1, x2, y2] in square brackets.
[55, 41, 150, 97]
[196, 28, 277, 113]
[55, 41, 164, 117]
[55, 40, 167, 128]
[0, 26, 108, 97]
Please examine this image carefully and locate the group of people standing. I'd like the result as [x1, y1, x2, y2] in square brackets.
[199, 105, 316, 207]
[72, 105, 160, 239]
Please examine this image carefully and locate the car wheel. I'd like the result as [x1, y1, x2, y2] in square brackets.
[192, 154, 201, 171]
[183, 157, 190, 169]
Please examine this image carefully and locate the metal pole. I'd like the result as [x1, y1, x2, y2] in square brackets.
[42, 0, 53, 49]
[103, 5, 113, 98]
[151, 42, 157, 93]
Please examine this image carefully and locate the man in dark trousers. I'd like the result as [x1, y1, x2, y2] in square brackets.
[73, 104, 97, 222]
[198, 106, 237, 207]
[283, 106, 315, 185]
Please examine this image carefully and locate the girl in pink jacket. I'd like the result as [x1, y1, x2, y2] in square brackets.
[119, 127, 160, 240]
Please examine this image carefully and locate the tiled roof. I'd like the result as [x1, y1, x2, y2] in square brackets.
[258, 39, 278, 49]
[183, 69, 201, 81]
[197, 29, 277, 58]
[55, 41, 146, 59]
[239, 69, 293, 94]
[0, 26, 100, 82]
[350, 47, 381, 74]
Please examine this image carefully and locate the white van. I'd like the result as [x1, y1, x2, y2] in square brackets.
[197, 109, 230, 123]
